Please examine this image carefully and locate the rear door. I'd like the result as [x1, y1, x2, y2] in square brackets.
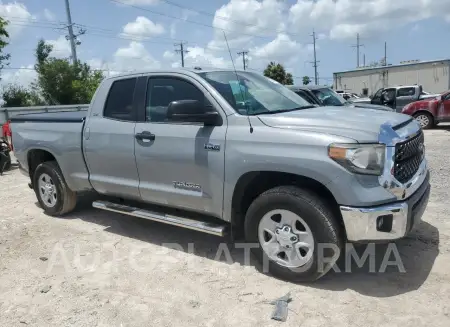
[437, 92, 450, 122]
[396, 87, 417, 112]
[83, 77, 141, 199]
[133, 74, 227, 218]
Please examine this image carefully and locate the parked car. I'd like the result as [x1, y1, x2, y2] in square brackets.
[11, 69, 430, 282]
[341, 92, 360, 100]
[287, 85, 393, 111]
[401, 90, 450, 129]
[352, 85, 441, 112]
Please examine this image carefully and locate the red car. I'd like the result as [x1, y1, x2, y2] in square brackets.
[401, 91, 450, 129]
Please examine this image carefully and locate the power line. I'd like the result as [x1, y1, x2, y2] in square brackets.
[64, 0, 85, 64]
[237, 50, 249, 70]
[156, 0, 304, 38]
[309, 29, 319, 85]
[174, 42, 189, 67]
[107, 0, 306, 45]
[351, 33, 364, 68]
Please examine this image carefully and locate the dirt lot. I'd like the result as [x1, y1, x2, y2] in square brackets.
[1, 127, 450, 327]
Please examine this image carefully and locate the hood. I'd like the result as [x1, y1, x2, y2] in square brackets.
[420, 94, 440, 100]
[350, 97, 371, 104]
[257, 106, 412, 143]
[350, 103, 394, 111]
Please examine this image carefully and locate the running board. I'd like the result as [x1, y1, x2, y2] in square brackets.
[92, 200, 227, 237]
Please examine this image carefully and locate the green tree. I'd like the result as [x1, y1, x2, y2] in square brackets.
[2, 84, 43, 107]
[302, 76, 311, 85]
[263, 61, 294, 85]
[0, 17, 11, 77]
[33, 39, 104, 104]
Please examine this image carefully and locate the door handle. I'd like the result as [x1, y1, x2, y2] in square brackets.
[135, 131, 155, 141]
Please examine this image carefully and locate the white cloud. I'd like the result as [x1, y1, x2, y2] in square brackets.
[162, 46, 231, 69]
[169, 9, 197, 39]
[208, 0, 286, 50]
[180, 46, 231, 69]
[121, 16, 164, 40]
[289, 0, 450, 40]
[162, 50, 175, 60]
[43, 8, 55, 21]
[90, 41, 161, 75]
[46, 35, 72, 58]
[0, 1, 32, 39]
[0, 65, 36, 88]
[252, 33, 302, 62]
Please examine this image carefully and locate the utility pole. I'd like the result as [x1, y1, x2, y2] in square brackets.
[237, 50, 249, 70]
[309, 30, 319, 85]
[384, 41, 387, 66]
[351, 33, 364, 68]
[174, 42, 189, 67]
[64, 0, 85, 65]
[363, 53, 366, 67]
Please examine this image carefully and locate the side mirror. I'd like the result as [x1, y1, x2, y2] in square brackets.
[167, 99, 221, 126]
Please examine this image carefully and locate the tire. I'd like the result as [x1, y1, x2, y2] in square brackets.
[414, 112, 434, 129]
[244, 186, 343, 282]
[4, 152, 11, 171]
[33, 161, 77, 216]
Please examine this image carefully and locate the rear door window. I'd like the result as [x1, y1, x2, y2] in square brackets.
[397, 87, 415, 97]
[103, 78, 137, 121]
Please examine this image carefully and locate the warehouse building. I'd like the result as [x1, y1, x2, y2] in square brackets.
[333, 59, 450, 96]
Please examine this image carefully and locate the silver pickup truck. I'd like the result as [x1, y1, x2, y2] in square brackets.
[11, 69, 430, 282]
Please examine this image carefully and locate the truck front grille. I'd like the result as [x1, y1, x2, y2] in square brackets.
[393, 131, 424, 183]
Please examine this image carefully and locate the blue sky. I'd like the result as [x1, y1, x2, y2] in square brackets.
[2, 0, 450, 87]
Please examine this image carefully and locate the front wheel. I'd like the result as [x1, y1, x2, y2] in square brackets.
[414, 112, 434, 129]
[33, 161, 77, 216]
[244, 186, 343, 282]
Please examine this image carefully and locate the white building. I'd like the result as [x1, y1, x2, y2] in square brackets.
[333, 59, 450, 96]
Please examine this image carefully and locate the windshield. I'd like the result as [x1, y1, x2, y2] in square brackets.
[197, 71, 312, 115]
[311, 88, 347, 106]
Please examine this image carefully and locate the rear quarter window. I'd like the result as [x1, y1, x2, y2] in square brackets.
[397, 87, 415, 97]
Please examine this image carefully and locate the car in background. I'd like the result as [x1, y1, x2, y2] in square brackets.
[401, 90, 450, 129]
[287, 85, 393, 111]
[352, 85, 441, 112]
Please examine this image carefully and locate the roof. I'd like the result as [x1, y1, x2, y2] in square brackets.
[334, 58, 450, 75]
[105, 67, 250, 80]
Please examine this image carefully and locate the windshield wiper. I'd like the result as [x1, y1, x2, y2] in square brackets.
[252, 105, 317, 115]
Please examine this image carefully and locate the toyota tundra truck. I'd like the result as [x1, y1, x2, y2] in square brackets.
[10, 69, 430, 282]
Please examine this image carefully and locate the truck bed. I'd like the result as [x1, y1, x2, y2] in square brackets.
[10, 110, 87, 123]
[10, 110, 92, 192]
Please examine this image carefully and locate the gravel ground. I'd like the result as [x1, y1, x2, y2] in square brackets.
[1, 126, 450, 327]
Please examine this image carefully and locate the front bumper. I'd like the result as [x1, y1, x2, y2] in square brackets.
[340, 170, 430, 242]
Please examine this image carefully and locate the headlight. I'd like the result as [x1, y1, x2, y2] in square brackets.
[328, 143, 385, 175]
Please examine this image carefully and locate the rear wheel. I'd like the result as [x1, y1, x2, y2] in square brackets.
[33, 161, 77, 216]
[244, 186, 343, 282]
[414, 112, 434, 129]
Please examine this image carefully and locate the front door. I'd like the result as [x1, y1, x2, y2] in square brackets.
[437, 92, 450, 122]
[83, 77, 141, 199]
[134, 75, 227, 218]
[370, 88, 384, 105]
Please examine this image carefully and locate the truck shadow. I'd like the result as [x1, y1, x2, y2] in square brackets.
[60, 198, 439, 298]
[432, 124, 450, 131]
[307, 221, 439, 297]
